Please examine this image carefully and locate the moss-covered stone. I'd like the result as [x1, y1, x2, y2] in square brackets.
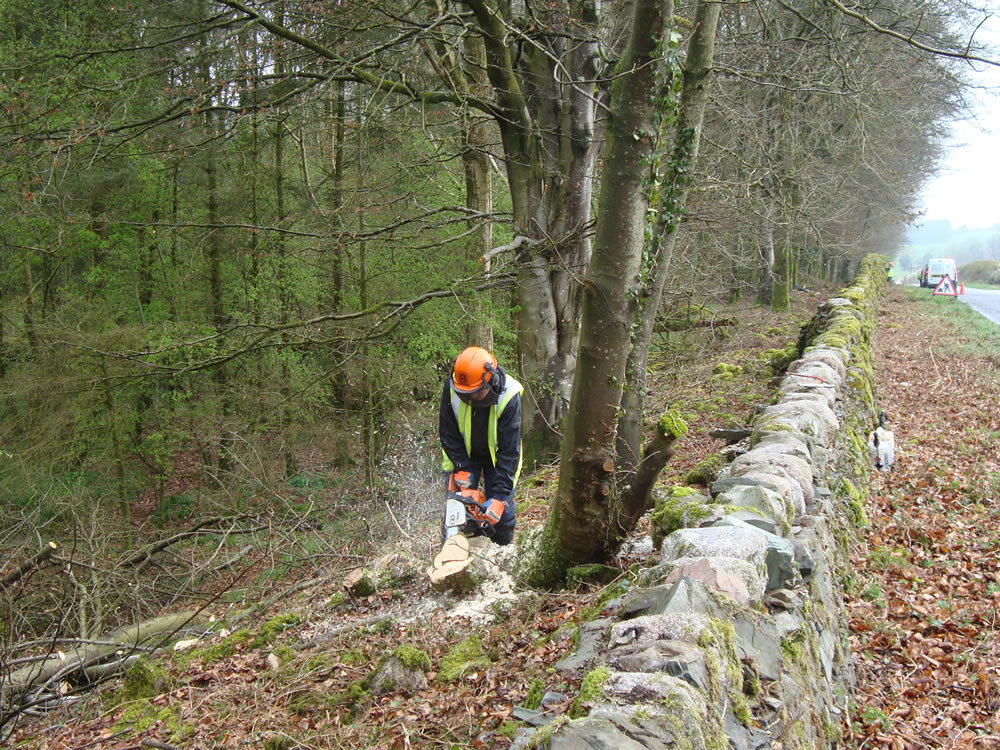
[120, 656, 170, 702]
[114, 699, 188, 741]
[763, 343, 799, 374]
[570, 665, 610, 718]
[711, 362, 743, 381]
[566, 564, 621, 587]
[327, 591, 347, 608]
[341, 649, 366, 666]
[263, 736, 295, 750]
[390, 644, 431, 672]
[650, 486, 713, 549]
[836, 478, 868, 528]
[437, 635, 490, 683]
[524, 677, 545, 710]
[272, 644, 295, 665]
[684, 453, 723, 486]
[525, 715, 570, 749]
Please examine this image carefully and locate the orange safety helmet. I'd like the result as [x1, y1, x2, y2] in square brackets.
[452, 346, 498, 393]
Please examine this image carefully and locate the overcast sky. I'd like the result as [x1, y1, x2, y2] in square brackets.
[916, 12, 1000, 230]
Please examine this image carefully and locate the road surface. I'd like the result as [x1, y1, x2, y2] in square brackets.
[957, 286, 1000, 326]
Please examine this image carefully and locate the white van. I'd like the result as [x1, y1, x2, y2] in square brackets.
[920, 257, 958, 289]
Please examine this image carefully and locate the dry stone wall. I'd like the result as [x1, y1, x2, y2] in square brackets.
[515, 256, 887, 750]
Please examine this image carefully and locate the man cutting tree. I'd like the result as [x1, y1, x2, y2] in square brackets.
[439, 347, 522, 545]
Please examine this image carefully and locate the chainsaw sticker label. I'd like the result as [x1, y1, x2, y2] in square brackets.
[933, 275, 958, 296]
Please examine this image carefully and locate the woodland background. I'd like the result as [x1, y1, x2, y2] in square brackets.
[0, 0, 997, 736]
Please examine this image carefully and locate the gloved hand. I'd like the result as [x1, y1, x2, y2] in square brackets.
[483, 497, 504, 526]
[483, 498, 505, 525]
[451, 470, 473, 490]
[464, 495, 504, 526]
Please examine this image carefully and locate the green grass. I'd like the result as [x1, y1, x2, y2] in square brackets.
[902, 287, 1000, 357]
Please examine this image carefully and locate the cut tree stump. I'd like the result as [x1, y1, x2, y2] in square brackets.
[426, 535, 480, 593]
[343, 568, 375, 597]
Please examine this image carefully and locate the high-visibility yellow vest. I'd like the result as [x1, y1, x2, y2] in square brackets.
[441, 375, 523, 486]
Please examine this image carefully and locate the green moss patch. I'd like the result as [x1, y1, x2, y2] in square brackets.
[120, 656, 171, 702]
[650, 486, 714, 549]
[250, 613, 302, 650]
[389, 644, 431, 672]
[437, 635, 491, 683]
[570, 665, 610, 717]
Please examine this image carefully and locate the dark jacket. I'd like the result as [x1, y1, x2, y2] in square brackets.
[439, 364, 522, 498]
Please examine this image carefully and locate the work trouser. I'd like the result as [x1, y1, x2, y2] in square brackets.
[441, 465, 516, 545]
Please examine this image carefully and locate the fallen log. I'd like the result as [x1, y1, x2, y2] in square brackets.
[1, 610, 204, 703]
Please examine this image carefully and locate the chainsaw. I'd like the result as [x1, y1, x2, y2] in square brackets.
[442, 475, 505, 541]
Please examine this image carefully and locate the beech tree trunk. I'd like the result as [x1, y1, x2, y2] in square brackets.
[617, 1, 722, 524]
[523, 0, 721, 582]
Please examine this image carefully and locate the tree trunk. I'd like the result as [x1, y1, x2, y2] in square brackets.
[464, 0, 601, 464]
[462, 34, 495, 349]
[527, 0, 676, 577]
[772, 239, 790, 311]
[617, 0, 722, 521]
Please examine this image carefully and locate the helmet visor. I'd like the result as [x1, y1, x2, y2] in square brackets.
[454, 380, 492, 404]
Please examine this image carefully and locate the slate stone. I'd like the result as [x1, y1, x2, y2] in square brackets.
[603, 670, 707, 712]
[547, 716, 648, 750]
[723, 510, 778, 536]
[710, 476, 784, 499]
[710, 516, 798, 592]
[714, 484, 790, 526]
[754, 400, 839, 447]
[620, 584, 678, 620]
[731, 466, 805, 517]
[747, 432, 814, 463]
[765, 588, 799, 611]
[661, 526, 768, 569]
[663, 558, 751, 606]
[732, 449, 814, 506]
[792, 539, 815, 579]
[794, 348, 847, 382]
[552, 711, 684, 750]
[555, 618, 611, 674]
[645, 555, 765, 604]
[817, 627, 839, 683]
[508, 727, 538, 750]
[541, 691, 570, 708]
[732, 616, 782, 682]
[664, 577, 729, 618]
[610, 612, 711, 649]
[779, 388, 836, 410]
[773, 611, 802, 640]
[606, 639, 709, 692]
[512, 705, 553, 727]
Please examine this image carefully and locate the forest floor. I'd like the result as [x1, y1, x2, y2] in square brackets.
[848, 285, 1000, 749]
[9, 284, 1000, 750]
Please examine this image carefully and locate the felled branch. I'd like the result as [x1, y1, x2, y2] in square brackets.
[1, 610, 204, 705]
[119, 516, 245, 567]
[0, 542, 58, 587]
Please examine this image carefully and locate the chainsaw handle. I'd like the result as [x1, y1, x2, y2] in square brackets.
[447, 489, 504, 525]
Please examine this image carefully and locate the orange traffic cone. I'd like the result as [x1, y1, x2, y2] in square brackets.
[960, 281, 965, 294]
